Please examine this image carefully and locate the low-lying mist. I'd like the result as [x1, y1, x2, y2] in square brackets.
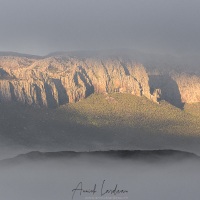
[0, 151, 200, 200]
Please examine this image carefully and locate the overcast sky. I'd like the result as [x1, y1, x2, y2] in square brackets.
[0, 0, 200, 56]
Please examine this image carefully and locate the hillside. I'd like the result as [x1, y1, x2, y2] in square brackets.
[1, 150, 199, 167]
[0, 93, 200, 154]
[65, 93, 200, 135]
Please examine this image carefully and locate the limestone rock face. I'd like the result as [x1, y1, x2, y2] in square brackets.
[150, 89, 162, 104]
[172, 73, 200, 104]
[0, 55, 199, 108]
[0, 56, 151, 107]
[148, 72, 200, 108]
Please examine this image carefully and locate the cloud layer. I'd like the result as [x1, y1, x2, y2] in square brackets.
[0, 0, 200, 55]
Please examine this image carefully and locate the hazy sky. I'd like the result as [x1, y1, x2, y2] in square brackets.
[0, 0, 200, 55]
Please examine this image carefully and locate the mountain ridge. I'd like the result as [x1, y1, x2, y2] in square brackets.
[0, 150, 199, 167]
[0, 53, 199, 108]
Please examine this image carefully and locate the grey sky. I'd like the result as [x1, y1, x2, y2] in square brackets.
[0, 0, 200, 56]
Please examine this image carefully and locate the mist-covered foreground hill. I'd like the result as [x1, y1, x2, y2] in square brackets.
[0, 93, 200, 156]
[1, 150, 199, 167]
[0, 149, 200, 200]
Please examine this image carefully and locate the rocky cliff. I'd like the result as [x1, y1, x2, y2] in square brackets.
[173, 73, 200, 104]
[149, 72, 200, 108]
[0, 56, 153, 107]
[0, 55, 199, 108]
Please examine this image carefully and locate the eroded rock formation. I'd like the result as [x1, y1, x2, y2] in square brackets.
[172, 73, 200, 104]
[0, 56, 153, 107]
[0, 55, 199, 108]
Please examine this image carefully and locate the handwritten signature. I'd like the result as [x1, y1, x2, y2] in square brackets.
[72, 180, 128, 199]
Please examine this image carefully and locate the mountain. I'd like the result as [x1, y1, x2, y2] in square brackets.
[0, 51, 42, 59]
[0, 52, 200, 155]
[0, 52, 199, 109]
[0, 150, 199, 167]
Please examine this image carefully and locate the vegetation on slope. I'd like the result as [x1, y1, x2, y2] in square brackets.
[0, 93, 200, 150]
[63, 93, 200, 136]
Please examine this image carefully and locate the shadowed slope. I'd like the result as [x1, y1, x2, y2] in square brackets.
[0, 150, 199, 167]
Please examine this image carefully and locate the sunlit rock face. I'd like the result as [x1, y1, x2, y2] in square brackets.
[0, 55, 199, 108]
[0, 56, 152, 107]
[172, 73, 200, 104]
[149, 72, 200, 108]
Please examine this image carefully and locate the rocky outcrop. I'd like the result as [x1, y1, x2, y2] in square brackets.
[149, 72, 200, 108]
[0, 56, 152, 107]
[149, 74, 184, 108]
[172, 73, 200, 104]
[0, 55, 199, 108]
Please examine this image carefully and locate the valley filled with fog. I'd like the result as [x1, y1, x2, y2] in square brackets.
[0, 151, 199, 200]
